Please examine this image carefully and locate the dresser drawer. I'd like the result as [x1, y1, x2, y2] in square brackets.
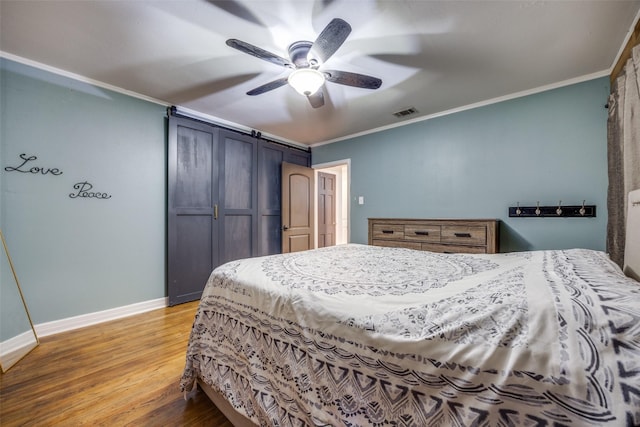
[372, 224, 404, 240]
[403, 225, 441, 242]
[440, 226, 486, 246]
[372, 239, 421, 250]
[421, 243, 487, 254]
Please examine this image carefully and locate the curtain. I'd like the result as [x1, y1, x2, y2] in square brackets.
[607, 44, 640, 267]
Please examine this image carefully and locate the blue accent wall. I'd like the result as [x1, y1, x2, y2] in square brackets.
[1, 58, 167, 325]
[312, 78, 610, 252]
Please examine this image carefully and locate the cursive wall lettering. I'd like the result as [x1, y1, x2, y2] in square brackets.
[69, 181, 112, 199]
[4, 153, 63, 176]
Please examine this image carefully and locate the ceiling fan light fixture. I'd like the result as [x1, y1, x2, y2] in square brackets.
[288, 68, 325, 96]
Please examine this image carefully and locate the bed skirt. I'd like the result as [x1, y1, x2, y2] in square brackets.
[196, 378, 256, 427]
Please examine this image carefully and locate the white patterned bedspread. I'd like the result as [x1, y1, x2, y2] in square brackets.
[180, 244, 640, 426]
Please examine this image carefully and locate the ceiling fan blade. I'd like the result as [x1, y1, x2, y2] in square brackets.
[324, 70, 382, 89]
[226, 39, 292, 69]
[308, 18, 351, 66]
[307, 90, 325, 108]
[207, 1, 264, 26]
[246, 77, 289, 95]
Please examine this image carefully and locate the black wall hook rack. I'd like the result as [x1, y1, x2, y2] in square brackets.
[509, 203, 596, 218]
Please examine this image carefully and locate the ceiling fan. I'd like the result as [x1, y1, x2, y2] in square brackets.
[226, 18, 382, 108]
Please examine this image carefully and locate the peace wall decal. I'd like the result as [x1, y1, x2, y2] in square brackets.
[69, 181, 112, 199]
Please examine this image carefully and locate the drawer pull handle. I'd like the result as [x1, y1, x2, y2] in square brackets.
[454, 232, 472, 238]
[382, 230, 394, 234]
[414, 231, 429, 236]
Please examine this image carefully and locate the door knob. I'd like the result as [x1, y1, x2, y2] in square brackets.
[282, 225, 289, 231]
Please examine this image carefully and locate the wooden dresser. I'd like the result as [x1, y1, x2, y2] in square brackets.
[368, 218, 500, 254]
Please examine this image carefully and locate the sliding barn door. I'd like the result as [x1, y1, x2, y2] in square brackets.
[219, 129, 257, 264]
[168, 118, 221, 306]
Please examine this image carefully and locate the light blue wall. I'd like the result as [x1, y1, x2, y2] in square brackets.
[0, 57, 610, 331]
[1, 58, 167, 325]
[312, 78, 610, 252]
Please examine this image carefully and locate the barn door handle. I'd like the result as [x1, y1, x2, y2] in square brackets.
[282, 225, 289, 231]
[213, 204, 218, 220]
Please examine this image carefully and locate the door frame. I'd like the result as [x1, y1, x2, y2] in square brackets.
[312, 159, 351, 247]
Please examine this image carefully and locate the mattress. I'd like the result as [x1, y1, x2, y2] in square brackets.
[180, 244, 640, 426]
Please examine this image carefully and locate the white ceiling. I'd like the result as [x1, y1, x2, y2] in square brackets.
[1, 0, 639, 146]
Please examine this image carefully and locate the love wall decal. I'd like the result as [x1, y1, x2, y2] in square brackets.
[4, 153, 63, 175]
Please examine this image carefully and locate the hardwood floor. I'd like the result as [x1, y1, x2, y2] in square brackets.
[0, 301, 234, 426]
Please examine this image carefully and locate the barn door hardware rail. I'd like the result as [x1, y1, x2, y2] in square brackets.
[509, 201, 596, 217]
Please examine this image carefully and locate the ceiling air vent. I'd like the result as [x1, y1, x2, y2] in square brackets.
[393, 107, 418, 118]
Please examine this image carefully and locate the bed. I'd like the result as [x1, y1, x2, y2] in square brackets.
[180, 192, 640, 426]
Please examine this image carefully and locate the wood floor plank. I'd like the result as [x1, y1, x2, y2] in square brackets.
[0, 301, 234, 426]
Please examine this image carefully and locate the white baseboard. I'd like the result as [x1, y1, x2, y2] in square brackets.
[0, 330, 38, 371]
[34, 297, 168, 337]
